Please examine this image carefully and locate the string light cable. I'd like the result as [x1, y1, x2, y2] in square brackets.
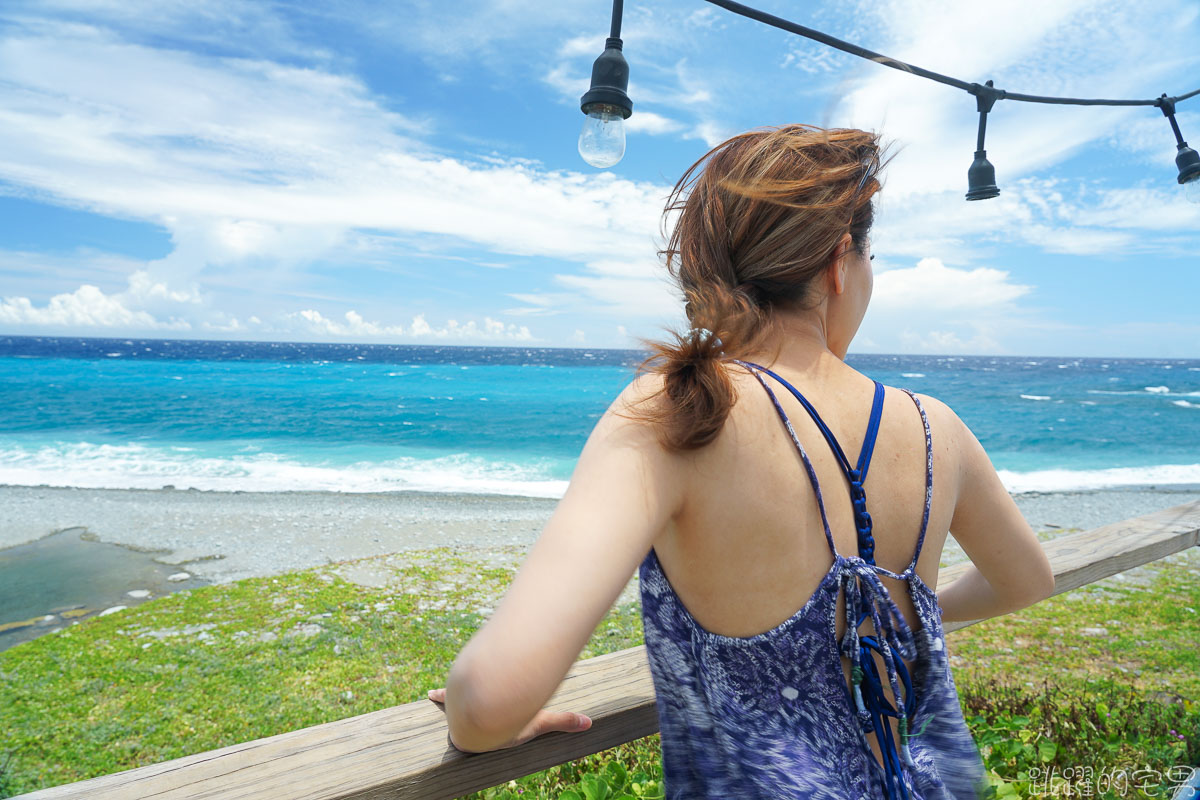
[577, 0, 1200, 201]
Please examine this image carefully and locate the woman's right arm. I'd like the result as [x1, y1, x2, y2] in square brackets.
[930, 399, 1056, 623]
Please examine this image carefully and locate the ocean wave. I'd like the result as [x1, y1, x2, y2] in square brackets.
[1020, 394, 1051, 401]
[2, 440, 1198, 500]
[901, 373, 925, 378]
[1087, 388, 1200, 396]
[998, 463, 1200, 494]
[0, 442, 570, 498]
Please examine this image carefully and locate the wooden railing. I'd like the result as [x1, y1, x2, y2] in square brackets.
[17, 499, 1200, 800]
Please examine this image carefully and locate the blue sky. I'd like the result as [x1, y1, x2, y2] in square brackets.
[0, 0, 1198, 357]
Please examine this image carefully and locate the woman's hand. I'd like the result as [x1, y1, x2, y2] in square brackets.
[426, 688, 592, 753]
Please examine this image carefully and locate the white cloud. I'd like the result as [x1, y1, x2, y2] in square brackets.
[0, 276, 192, 330]
[685, 8, 722, 29]
[856, 257, 1035, 354]
[411, 315, 533, 341]
[558, 34, 603, 60]
[872, 257, 1032, 311]
[0, 272, 535, 342]
[272, 310, 532, 342]
[335, 1, 592, 66]
[1016, 224, 1137, 256]
[11, 0, 314, 60]
[684, 120, 732, 149]
[626, 111, 686, 136]
[1068, 187, 1200, 233]
[0, 20, 684, 322]
[0, 247, 151, 289]
[782, 43, 853, 76]
[504, 292, 575, 316]
[283, 309, 405, 338]
[901, 328, 998, 354]
[125, 271, 202, 305]
[554, 273, 678, 318]
[543, 64, 587, 100]
[1108, 111, 1200, 162]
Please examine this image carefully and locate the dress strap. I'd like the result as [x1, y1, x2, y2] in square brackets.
[738, 363, 839, 559]
[899, 389, 934, 575]
[733, 360, 885, 566]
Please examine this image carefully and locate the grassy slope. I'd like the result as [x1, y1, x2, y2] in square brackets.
[1, 548, 1197, 799]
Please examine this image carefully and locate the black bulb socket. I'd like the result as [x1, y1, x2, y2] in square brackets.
[966, 150, 1000, 201]
[580, 37, 633, 119]
[1176, 142, 1200, 185]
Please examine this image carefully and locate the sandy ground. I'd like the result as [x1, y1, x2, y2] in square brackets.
[1, 484, 1197, 586]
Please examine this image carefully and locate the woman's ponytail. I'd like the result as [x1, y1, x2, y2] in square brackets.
[637, 282, 772, 450]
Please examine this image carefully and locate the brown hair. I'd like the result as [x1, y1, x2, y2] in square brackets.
[633, 124, 887, 450]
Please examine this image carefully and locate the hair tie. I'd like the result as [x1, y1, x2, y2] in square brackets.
[687, 327, 723, 352]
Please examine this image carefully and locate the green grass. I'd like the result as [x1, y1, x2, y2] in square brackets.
[1, 548, 1197, 799]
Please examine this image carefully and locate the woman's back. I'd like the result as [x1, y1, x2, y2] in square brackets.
[650, 354, 946, 642]
[640, 352, 989, 798]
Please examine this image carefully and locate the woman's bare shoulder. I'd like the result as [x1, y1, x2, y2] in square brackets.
[589, 373, 675, 449]
[902, 390, 968, 434]
[603, 372, 669, 425]
[891, 390, 976, 476]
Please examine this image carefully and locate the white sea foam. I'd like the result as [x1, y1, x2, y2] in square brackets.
[1173, 400, 1200, 409]
[1088, 388, 1199, 396]
[0, 442, 570, 498]
[998, 464, 1200, 494]
[3, 442, 1198, 500]
[901, 373, 925, 378]
[1020, 394, 1051, 401]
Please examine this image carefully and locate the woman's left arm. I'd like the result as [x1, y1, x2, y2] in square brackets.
[436, 377, 684, 753]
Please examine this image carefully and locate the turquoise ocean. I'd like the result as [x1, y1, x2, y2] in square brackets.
[1, 336, 1198, 498]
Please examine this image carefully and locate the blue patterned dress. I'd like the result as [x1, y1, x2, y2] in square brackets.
[638, 361, 988, 799]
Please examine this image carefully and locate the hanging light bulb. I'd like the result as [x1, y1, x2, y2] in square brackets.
[1184, 174, 1200, 204]
[966, 81, 1002, 201]
[579, 103, 627, 169]
[579, 35, 633, 169]
[1159, 94, 1200, 204]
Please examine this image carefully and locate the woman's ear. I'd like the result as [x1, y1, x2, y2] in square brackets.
[828, 232, 854, 296]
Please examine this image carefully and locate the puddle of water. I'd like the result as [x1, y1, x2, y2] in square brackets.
[0, 528, 211, 652]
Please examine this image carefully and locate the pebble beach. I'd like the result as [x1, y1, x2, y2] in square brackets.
[1, 483, 1197, 652]
[2, 484, 1197, 581]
